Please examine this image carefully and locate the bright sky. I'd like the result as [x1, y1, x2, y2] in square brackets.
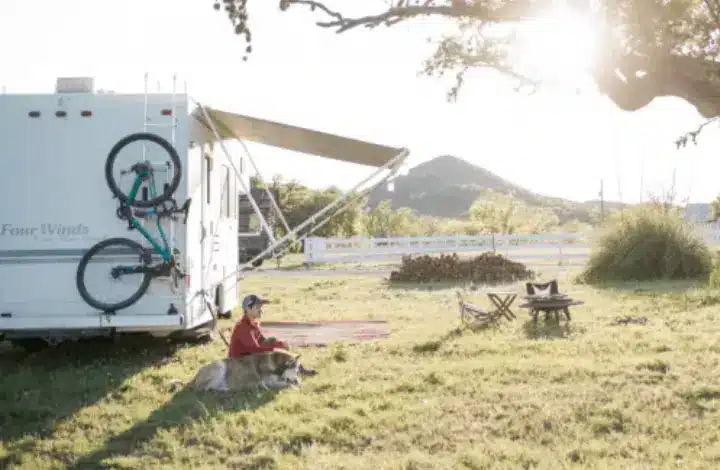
[2, 0, 719, 205]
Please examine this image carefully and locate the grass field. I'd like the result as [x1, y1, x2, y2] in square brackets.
[3, 271, 720, 469]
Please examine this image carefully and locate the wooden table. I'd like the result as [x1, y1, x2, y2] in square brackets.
[486, 291, 517, 321]
[518, 295, 584, 325]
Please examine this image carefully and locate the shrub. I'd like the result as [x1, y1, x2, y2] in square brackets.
[578, 204, 712, 283]
[709, 253, 720, 289]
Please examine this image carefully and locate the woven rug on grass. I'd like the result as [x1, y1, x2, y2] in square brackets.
[260, 320, 390, 347]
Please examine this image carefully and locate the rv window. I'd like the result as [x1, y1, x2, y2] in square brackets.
[225, 167, 231, 218]
[229, 166, 236, 219]
[219, 166, 230, 219]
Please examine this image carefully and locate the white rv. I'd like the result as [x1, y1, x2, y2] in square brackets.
[0, 77, 408, 351]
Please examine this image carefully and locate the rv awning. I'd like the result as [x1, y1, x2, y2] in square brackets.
[190, 106, 404, 168]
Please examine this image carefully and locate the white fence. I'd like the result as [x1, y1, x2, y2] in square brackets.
[305, 227, 720, 267]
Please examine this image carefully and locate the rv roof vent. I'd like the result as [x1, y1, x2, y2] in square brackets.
[56, 77, 94, 94]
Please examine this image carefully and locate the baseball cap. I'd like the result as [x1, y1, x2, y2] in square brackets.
[241, 294, 270, 310]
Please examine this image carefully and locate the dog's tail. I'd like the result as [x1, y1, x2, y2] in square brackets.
[171, 360, 227, 393]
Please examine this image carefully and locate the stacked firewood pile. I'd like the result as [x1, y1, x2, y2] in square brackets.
[389, 252, 534, 283]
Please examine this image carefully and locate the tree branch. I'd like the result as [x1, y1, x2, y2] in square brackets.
[280, 1, 720, 118]
[594, 52, 720, 118]
[676, 116, 720, 149]
[216, 1, 720, 118]
[284, 0, 548, 33]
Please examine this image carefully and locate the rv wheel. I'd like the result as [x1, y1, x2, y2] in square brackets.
[194, 332, 214, 344]
[171, 325, 215, 345]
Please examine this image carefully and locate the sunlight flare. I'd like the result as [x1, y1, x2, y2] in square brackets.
[512, 7, 600, 81]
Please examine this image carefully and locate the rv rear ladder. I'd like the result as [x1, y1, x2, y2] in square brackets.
[142, 73, 180, 255]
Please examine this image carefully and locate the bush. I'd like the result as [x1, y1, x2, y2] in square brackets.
[578, 204, 712, 283]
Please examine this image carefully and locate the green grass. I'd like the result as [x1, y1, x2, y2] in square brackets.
[4, 272, 720, 469]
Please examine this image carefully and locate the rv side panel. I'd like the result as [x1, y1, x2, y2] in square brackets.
[0, 93, 190, 333]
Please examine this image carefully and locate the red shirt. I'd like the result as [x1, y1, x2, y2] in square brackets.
[228, 315, 286, 358]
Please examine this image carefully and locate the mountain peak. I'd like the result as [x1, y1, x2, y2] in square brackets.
[408, 155, 481, 178]
[368, 154, 535, 218]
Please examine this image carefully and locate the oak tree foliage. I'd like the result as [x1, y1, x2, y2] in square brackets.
[213, 0, 720, 121]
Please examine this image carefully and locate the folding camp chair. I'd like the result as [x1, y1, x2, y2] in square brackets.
[456, 291, 498, 328]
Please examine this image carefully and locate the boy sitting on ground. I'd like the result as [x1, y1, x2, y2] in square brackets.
[228, 294, 317, 376]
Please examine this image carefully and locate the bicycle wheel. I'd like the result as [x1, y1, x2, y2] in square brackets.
[105, 132, 182, 208]
[76, 237, 153, 312]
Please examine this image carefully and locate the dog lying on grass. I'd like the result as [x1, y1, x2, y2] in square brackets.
[172, 350, 302, 393]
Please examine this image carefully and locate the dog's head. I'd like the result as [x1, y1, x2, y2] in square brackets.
[272, 350, 302, 386]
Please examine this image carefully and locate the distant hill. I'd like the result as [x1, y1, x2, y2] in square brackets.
[367, 155, 626, 225]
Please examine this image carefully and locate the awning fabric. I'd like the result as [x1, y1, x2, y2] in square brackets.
[190, 106, 404, 168]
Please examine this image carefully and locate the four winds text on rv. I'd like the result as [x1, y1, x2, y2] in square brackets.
[0, 223, 89, 237]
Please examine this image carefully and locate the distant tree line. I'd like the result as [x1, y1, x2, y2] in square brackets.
[249, 176, 601, 246]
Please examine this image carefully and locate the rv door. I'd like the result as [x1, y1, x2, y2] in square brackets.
[201, 151, 214, 297]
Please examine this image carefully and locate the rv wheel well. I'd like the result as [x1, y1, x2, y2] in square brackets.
[214, 284, 233, 319]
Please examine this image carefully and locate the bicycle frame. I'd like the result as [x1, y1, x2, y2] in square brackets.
[125, 169, 173, 262]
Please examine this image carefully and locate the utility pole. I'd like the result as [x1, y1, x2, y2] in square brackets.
[599, 179, 605, 225]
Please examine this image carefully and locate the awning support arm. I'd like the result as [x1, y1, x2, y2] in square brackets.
[208, 115, 293, 236]
[237, 139, 291, 234]
[266, 167, 399, 261]
[189, 97, 408, 287]
[193, 100, 277, 244]
[240, 148, 407, 268]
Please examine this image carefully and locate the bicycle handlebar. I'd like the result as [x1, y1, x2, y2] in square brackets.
[120, 161, 172, 177]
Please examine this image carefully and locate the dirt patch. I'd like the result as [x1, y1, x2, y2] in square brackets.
[261, 320, 390, 347]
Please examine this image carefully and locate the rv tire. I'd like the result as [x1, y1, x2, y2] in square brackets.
[105, 132, 182, 208]
[76, 238, 153, 312]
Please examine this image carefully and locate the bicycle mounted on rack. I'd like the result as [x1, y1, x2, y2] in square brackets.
[75, 132, 192, 313]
